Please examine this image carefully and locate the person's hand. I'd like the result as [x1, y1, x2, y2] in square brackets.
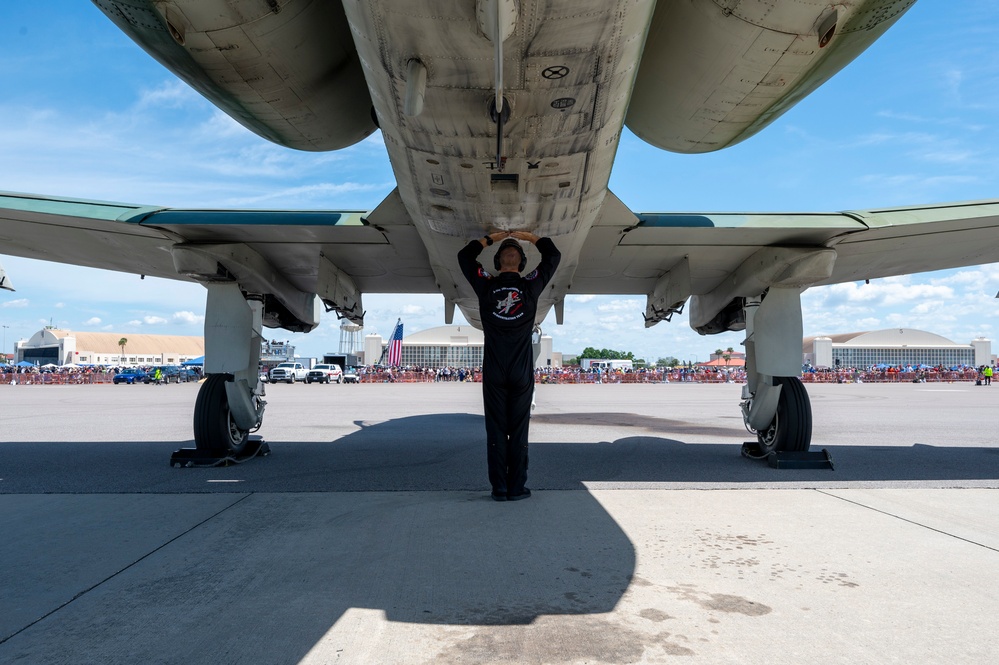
[509, 230, 539, 244]
[479, 231, 509, 247]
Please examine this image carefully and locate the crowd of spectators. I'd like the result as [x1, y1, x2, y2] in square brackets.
[800, 364, 984, 384]
[3, 362, 992, 386]
[351, 363, 990, 385]
[1, 364, 202, 385]
[354, 364, 743, 384]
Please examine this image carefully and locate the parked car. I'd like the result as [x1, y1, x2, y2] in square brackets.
[143, 367, 166, 384]
[306, 364, 343, 384]
[269, 362, 308, 383]
[113, 368, 149, 384]
[168, 367, 200, 383]
[143, 366, 196, 384]
[342, 366, 359, 384]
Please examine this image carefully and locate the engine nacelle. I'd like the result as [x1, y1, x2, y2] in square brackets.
[94, 0, 375, 151]
[626, 0, 916, 154]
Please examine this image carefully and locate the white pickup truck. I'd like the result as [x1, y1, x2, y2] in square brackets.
[306, 364, 343, 384]
[269, 362, 308, 384]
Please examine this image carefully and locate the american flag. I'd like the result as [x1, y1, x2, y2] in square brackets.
[386, 319, 403, 366]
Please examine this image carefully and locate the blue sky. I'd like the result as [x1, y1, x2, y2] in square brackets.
[2, 2, 998, 363]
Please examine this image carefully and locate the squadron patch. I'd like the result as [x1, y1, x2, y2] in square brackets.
[492, 286, 524, 320]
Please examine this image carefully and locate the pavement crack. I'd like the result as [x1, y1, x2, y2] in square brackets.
[0, 493, 254, 646]
[814, 489, 999, 553]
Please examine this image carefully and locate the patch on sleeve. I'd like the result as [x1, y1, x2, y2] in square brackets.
[478, 267, 492, 279]
[524, 269, 539, 280]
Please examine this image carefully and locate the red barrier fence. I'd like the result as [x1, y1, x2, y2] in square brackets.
[1, 371, 117, 385]
[2, 369, 983, 386]
[358, 370, 739, 384]
[353, 368, 983, 385]
[799, 369, 979, 384]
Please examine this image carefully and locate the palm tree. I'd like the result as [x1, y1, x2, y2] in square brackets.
[723, 346, 734, 367]
[118, 337, 127, 363]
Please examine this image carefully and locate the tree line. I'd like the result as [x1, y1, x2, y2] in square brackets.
[577, 347, 681, 368]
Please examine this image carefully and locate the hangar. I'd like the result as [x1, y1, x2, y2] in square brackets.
[802, 328, 991, 368]
[15, 328, 204, 367]
[362, 325, 559, 369]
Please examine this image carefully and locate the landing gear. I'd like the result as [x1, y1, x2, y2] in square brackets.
[193, 374, 249, 456]
[685, 248, 834, 460]
[739, 289, 813, 454]
[752, 376, 812, 454]
[167, 241, 327, 466]
[174, 283, 269, 464]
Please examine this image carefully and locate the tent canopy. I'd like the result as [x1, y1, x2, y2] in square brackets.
[182, 356, 204, 366]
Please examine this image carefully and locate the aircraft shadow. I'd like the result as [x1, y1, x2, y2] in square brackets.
[2, 411, 999, 493]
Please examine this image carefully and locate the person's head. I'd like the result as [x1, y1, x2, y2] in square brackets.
[494, 238, 527, 272]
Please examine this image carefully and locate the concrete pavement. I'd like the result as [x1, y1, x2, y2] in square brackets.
[1, 381, 997, 663]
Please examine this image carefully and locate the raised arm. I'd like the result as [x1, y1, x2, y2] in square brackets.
[510, 231, 560, 289]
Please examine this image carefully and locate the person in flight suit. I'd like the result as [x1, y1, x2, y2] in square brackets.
[458, 230, 561, 502]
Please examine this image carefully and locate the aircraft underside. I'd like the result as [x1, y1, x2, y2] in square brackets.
[28, 0, 985, 460]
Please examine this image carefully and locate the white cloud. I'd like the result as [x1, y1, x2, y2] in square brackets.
[142, 315, 168, 325]
[596, 298, 642, 313]
[172, 311, 204, 325]
[918, 148, 976, 164]
[3, 299, 29, 308]
[135, 80, 201, 111]
[821, 279, 954, 307]
[84, 317, 101, 325]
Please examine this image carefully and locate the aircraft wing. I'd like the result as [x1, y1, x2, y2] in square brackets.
[0, 189, 437, 330]
[6, 188, 999, 331]
[578, 192, 999, 329]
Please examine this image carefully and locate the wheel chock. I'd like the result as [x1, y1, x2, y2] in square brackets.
[170, 436, 270, 467]
[741, 442, 834, 470]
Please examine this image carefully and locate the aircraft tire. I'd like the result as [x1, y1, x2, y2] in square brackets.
[193, 373, 249, 455]
[756, 376, 812, 453]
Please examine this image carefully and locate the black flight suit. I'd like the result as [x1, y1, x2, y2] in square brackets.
[458, 237, 561, 498]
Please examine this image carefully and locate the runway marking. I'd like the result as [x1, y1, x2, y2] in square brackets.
[207, 479, 244, 483]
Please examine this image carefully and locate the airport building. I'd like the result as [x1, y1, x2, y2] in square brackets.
[14, 328, 204, 367]
[802, 328, 991, 368]
[363, 325, 560, 369]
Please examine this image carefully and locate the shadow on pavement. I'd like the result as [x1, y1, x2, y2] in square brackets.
[2, 412, 998, 494]
[0, 413, 639, 661]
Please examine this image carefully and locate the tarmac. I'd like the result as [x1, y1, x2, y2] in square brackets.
[1, 380, 997, 664]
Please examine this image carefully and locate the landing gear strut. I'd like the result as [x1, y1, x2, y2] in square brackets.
[739, 289, 813, 453]
[171, 284, 269, 466]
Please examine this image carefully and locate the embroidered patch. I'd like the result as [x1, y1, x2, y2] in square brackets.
[492, 286, 525, 320]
